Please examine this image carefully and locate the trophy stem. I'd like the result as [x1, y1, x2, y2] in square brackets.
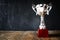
[39, 15, 46, 29]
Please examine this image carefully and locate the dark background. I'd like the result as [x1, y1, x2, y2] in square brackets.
[0, 0, 60, 30]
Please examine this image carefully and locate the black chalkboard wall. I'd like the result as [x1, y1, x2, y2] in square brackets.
[0, 0, 60, 30]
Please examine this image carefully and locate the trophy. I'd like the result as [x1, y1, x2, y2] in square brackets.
[32, 3, 52, 37]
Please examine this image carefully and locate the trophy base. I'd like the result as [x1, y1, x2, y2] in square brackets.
[37, 28, 48, 37]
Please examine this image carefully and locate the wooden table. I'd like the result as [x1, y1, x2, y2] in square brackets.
[0, 31, 60, 40]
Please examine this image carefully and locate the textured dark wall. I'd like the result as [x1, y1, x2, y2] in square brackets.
[0, 0, 60, 30]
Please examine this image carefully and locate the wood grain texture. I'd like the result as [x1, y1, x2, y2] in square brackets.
[0, 31, 60, 40]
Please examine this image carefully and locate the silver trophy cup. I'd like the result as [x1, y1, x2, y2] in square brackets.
[32, 3, 52, 29]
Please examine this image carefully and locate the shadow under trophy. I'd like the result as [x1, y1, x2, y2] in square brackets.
[32, 3, 52, 37]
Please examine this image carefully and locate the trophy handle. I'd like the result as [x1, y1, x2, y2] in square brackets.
[32, 4, 37, 13]
[48, 6, 52, 12]
[47, 6, 52, 15]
